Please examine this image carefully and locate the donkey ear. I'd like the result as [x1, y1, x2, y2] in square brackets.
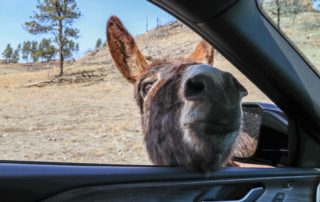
[188, 40, 215, 66]
[233, 76, 248, 98]
[107, 16, 148, 83]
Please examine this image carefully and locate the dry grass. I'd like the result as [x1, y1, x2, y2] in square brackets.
[3, 13, 318, 165]
[0, 55, 269, 165]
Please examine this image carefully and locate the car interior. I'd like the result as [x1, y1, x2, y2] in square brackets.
[0, 0, 320, 201]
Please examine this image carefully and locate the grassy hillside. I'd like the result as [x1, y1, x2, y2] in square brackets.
[0, 21, 272, 164]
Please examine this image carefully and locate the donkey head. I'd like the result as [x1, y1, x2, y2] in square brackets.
[106, 16, 248, 171]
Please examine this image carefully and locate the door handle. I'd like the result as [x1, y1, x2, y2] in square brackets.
[202, 187, 264, 202]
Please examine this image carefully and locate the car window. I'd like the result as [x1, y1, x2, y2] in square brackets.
[259, 0, 320, 75]
[0, 0, 271, 165]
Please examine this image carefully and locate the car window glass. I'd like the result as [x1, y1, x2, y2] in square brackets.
[259, 0, 320, 75]
[0, 0, 272, 165]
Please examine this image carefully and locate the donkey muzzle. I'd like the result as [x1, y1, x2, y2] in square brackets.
[180, 64, 246, 135]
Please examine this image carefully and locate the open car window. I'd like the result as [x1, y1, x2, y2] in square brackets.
[0, 0, 280, 168]
[259, 0, 320, 76]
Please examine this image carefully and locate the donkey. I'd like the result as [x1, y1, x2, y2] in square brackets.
[107, 16, 252, 171]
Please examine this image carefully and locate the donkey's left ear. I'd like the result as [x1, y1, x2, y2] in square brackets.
[188, 40, 215, 66]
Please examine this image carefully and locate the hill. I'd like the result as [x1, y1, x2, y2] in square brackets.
[0, 21, 269, 164]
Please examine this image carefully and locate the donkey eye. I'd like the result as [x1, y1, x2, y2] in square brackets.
[142, 82, 154, 97]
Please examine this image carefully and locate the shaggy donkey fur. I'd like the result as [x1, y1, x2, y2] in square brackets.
[106, 16, 263, 171]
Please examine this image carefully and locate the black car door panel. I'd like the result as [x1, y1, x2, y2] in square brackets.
[0, 162, 319, 202]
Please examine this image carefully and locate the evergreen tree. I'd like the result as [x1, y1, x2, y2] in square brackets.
[75, 42, 79, 57]
[63, 39, 77, 59]
[31, 41, 39, 62]
[11, 49, 20, 64]
[17, 43, 22, 54]
[36, 41, 44, 62]
[38, 38, 56, 62]
[24, 0, 81, 76]
[102, 40, 106, 48]
[2, 44, 13, 64]
[95, 38, 102, 49]
[22, 41, 31, 63]
[75, 43, 79, 52]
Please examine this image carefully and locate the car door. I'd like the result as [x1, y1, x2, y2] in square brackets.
[1, 0, 320, 201]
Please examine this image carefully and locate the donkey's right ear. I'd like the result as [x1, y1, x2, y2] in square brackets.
[106, 16, 148, 83]
[188, 40, 214, 66]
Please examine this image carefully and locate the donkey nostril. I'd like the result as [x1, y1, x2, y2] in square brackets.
[184, 78, 206, 99]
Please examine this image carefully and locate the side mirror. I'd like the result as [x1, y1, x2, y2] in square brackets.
[233, 102, 289, 167]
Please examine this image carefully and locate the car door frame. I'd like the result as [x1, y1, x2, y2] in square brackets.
[149, 0, 320, 167]
[1, 0, 320, 201]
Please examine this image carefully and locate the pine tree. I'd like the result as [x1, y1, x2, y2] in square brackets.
[63, 39, 76, 59]
[38, 38, 56, 62]
[2, 44, 13, 64]
[95, 38, 102, 49]
[17, 43, 22, 54]
[75, 43, 80, 57]
[24, 0, 81, 76]
[11, 44, 22, 63]
[31, 41, 39, 62]
[102, 40, 106, 48]
[11, 49, 20, 64]
[36, 41, 44, 62]
[22, 41, 31, 63]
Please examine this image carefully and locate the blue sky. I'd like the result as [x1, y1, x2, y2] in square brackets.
[0, 0, 172, 58]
